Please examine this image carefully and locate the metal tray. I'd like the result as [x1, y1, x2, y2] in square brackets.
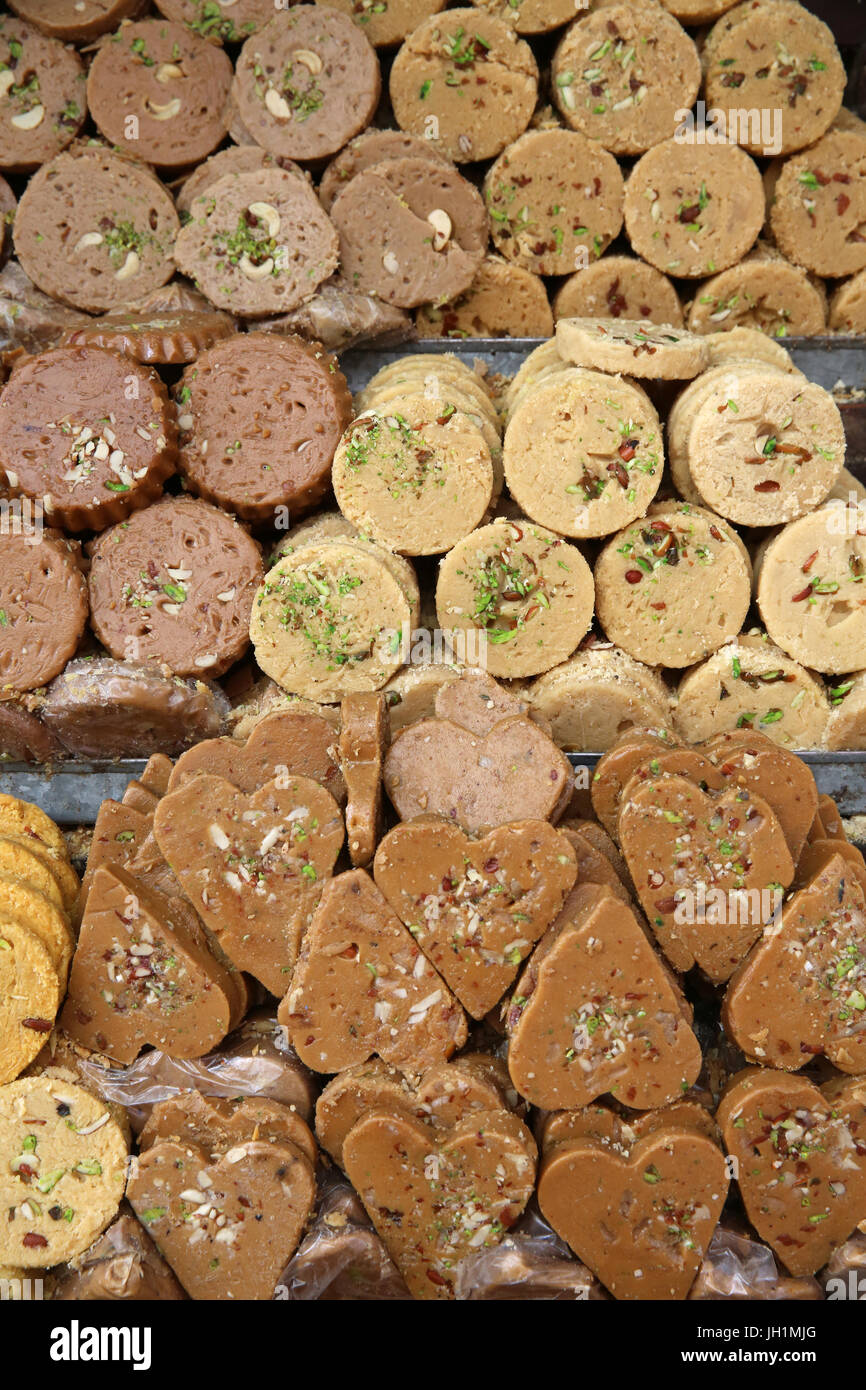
[3, 335, 866, 823]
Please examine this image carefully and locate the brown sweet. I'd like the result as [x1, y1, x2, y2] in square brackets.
[138, 1092, 316, 1169]
[384, 714, 572, 833]
[279, 869, 468, 1075]
[591, 728, 683, 839]
[433, 669, 539, 737]
[701, 729, 819, 865]
[51, 1211, 186, 1302]
[153, 774, 344, 996]
[343, 1104, 536, 1299]
[508, 884, 701, 1111]
[718, 1069, 866, 1277]
[168, 709, 345, 806]
[79, 801, 152, 909]
[558, 827, 631, 908]
[723, 852, 866, 1074]
[538, 1102, 729, 1299]
[374, 820, 576, 1019]
[339, 693, 389, 869]
[127, 1135, 316, 1300]
[60, 865, 236, 1066]
[618, 775, 795, 982]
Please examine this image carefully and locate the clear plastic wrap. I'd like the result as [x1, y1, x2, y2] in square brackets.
[689, 1224, 823, 1301]
[275, 1178, 410, 1302]
[454, 1206, 606, 1301]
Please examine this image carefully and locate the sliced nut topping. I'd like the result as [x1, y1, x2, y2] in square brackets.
[177, 413, 194, 432]
[293, 48, 323, 75]
[239, 252, 275, 281]
[115, 251, 141, 281]
[74, 231, 104, 253]
[383, 250, 399, 274]
[427, 208, 452, 252]
[265, 87, 292, 121]
[0, 71, 15, 98]
[248, 201, 281, 238]
[146, 97, 182, 121]
[156, 63, 184, 84]
[10, 105, 44, 131]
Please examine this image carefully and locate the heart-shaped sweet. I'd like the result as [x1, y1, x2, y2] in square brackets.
[139, 1092, 317, 1169]
[315, 1054, 515, 1166]
[127, 1135, 316, 1300]
[507, 883, 702, 1110]
[591, 728, 684, 838]
[279, 869, 467, 1076]
[373, 820, 577, 1018]
[338, 693, 389, 868]
[433, 669, 537, 735]
[700, 729, 818, 864]
[559, 827, 632, 906]
[342, 1105, 537, 1300]
[718, 1069, 866, 1277]
[80, 800, 153, 906]
[60, 865, 236, 1065]
[796, 837, 866, 897]
[153, 773, 344, 995]
[169, 709, 346, 804]
[723, 851, 866, 1073]
[538, 1102, 729, 1300]
[619, 774, 795, 982]
[384, 714, 572, 833]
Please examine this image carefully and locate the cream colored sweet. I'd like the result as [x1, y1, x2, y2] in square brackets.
[767, 130, 866, 280]
[272, 512, 421, 614]
[685, 372, 845, 526]
[755, 510, 866, 675]
[702, 1, 845, 156]
[673, 635, 830, 748]
[594, 502, 751, 667]
[416, 256, 553, 339]
[830, 271, 866, 334]
[501, 339, 562, 419]
[358, 385, 502, 497]
[382, 661, 461, 732]
[314, 0, 447, 47]
[624, 140, 764, 280]
[333, 400, 494, 555]
[555, 317, 708, 380]
[660, 0, 739, 18]
[503, 367, 663, 539]
[484, 129, 624, 276]
[824, 671, 866, 751]
[551, 2, 700, 155]
[250, 541, 418, 700]
[553, 256, 683, 327]
[526, 645, 671, 751]
[435, 518, 594, 679]
[701, 327, 796, 372]
[356, 354, 499, 429]
[687, 243, 828, 338]
[389, 9, 538, 163]
[471, 0, 576, 34]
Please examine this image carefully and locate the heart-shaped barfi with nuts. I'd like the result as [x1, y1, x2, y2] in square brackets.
[507, 883, 702, 1111]
[723, 851, 866, 1074]
[700, 729, 818, 864]
[153, 773, 344, 995]
[718, 1069, 866, 1277]
[538, 1101, 729, 1300]
[169, 709, 345, 803]
[278, 869, 467, 1077]
[383, 714, 572, 834]
[373, 820, 577, 1018]
[618, 775, 795, 982]
[127, 1135, 316, 1301]
[138, 1092, 317, 1169]
[342, 1104, 536, 1300]
[591, 729, 723, 838]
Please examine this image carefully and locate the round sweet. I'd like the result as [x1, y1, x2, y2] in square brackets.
[504, 367, 663, 539]
[0, 346, 178, 533]
[311, 0, 447, 48]
[8, 0, 143, 43]
[469, 0, 576, 34]
[0, 533, 87, 692]
[673, 635, 830, 747]
[767, 130, 866, 280]
[390, 9, 537, 163]
[659, 0, 739, 18]
[526, 645, 672, 752]
[435, 518, 593, 678]
[318, 128, 450, 210]
[175, 332, 353, 524]
[755, 512, 866, 675]
[13, 145, 179, 314]
[0, 921, 60, 1085]
[415, 256, 553, 339]
[382, 661, 460, 732]
[250, 541, 414, 699]
[555, 317, 708, 380]
[86, 20, 232, 170]
[271, 511, 421, 615]
[686, 244, 828, 338]
[154, 0, 276, 43]
[0, 14, 85, 173]
[830, 270, 866, 334]
[333, 399, 494, 555]
[551, 3, 700, 155]
[88, 496, 263, 679]
[484, 128, 624, 276]
[232, 7, 381, 162]
[553, 255, 683, 327]
[594, 503, 751, 668]
[356, 354, 498, 430]
[701, 327, 795, 371]
[825, 671, 866, 751]
[703, 1, 844, 156]
[624, 139, 764, 280]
